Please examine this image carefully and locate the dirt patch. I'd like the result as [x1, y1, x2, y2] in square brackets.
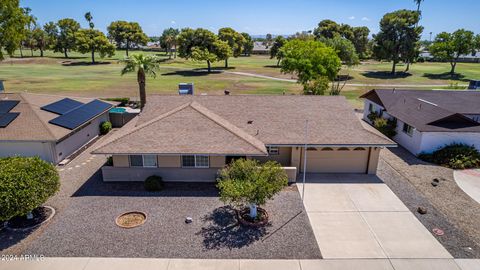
[116, 212, 147, 228]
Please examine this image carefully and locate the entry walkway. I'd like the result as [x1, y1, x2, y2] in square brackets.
[296, 173, 452, 259]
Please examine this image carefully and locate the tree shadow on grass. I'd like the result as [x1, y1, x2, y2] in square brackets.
[162, 70, 222, 77]
[61, 61, 112, 66]
[362, 71, 412, 79]
[422, 72, 469, 82]
[197, 206, 268, 250]
[264, 65, 281, 69]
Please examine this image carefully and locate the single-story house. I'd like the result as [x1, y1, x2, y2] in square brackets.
[93, 95, 395, 182]
[361, 89, 480, 155]
[0, 92, 113, 164]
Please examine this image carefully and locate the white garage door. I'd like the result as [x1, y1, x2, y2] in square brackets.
[304, 147, 369, 173]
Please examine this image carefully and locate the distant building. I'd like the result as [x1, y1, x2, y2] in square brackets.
[420, 50, 480, 63]
[252, 42, 270, 55]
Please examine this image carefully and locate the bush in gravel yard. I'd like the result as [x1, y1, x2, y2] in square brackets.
[418, 143, 480, 169]
[373, 117, 397, 138]
[0, 157, 60, 221]
[217, 159, 288, 219]
[144, 175, 164, 191]
[100, 121, 112, 135]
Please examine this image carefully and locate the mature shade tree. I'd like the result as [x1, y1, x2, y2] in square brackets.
[280, 39, 341, 95]
[270, 36, 286, 66]
[76, 12, 114, 63]
[21, 7, 37, 57]
[0, 0, 28, 60]
[120, 54, 161, 109]
[373, 9, 422, 75]
[159, 27, 179, 58]
[313, 20, 341, 39]
[55, 18, 80, 58]
[75, 29, 115, 63]
[429, 29, 478, 75]
[32, 27, 47, 57]
[107, 21, 148, 56]
[320, 35, 359, 66]
[177, 28, 229, 72]
[43, 21, 58, 50]
[352, 27, 370, 58]
[292, 31, 314, 41]
[241, 32, 254, 56]
[218, 27, 246, 68]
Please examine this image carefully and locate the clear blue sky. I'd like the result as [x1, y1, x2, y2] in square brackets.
[20, 0, 480, 39]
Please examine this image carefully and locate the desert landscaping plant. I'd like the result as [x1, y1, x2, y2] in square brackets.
[144, 175, 164, 191]
[99, 121, 112, 135]
[418, 143, 480, 169]
[217, 159, 288, 221]
[0, 156, 60, 221]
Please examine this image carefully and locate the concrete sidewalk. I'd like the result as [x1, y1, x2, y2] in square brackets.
[454, 169, 480, 204]
[1, 258, 479, 270]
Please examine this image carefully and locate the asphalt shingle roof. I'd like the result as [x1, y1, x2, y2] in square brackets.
[93, 95, 394, 155]
[361, 89, 480, 132]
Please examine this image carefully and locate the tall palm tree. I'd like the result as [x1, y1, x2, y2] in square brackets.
[414, 0, 424, 12]
[120, 54, 160, 109]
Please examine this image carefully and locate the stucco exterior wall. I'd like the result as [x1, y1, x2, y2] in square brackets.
[113, 155, 129, 167]
[290, 147, 301, 170]
[157, 156, 181, 167]
[419, 132, 480, 154]
[210, 156, 226, 168]
[254, 147, 292, 166]
[102, 166, 220, 182]
[392, 119, 423, 155]
[367, 147, 381, 174]
[0, 141, 55, 163]
[55, 112, 109, 163]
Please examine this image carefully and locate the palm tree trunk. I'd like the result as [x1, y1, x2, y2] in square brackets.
[137, 69, 147, 109]
[207, 60, 211, 73]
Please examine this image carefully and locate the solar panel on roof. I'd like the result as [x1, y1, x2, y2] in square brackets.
[0, 100, 19, 113]
[41, 98, 84, 115]
[0, 112, 20, 128]
[49, 100, 112, 130]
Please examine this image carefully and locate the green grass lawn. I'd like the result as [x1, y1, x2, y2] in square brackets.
[2, 49, 480, 109]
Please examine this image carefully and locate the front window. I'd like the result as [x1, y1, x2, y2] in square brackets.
[130, 155, 157, 167]
[368, 103, 374, 112]
[182, 155, 210, 168]
[130, 155, 143, 167]
[143, 155, 157, 167]
[267, 146, 279, 155]
[402, 123, 414, 136]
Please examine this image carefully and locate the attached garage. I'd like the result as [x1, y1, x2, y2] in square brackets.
[299, 147, 380, 174]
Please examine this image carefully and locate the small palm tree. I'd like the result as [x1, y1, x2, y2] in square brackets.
[120, 54, 160, 109]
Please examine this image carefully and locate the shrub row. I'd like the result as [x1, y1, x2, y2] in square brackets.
[418, 143, 480, 169]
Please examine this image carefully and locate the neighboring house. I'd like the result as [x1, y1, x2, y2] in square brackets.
[361, 89, 480, 156]
[252, 42, 270, 55]
[93, 95, 395, 182]
[0, 92, 113, 164]
[420, 50, 480, 63]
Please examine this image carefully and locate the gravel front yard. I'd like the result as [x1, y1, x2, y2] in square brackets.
[24, 177, 321, 259]
[379, 147, 480, 258]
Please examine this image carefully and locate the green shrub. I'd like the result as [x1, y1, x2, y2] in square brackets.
[103, 97, 130, 106]
[418, 143, 480, 169]
[144, 175, 164, 191]
[100, 121, 112, 135]
[0, 157, 60, 221]
[105, 156, 113, 166]
[373, 117, 397, 138]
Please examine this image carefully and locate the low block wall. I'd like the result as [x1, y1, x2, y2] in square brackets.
[102, 166, 298, 183]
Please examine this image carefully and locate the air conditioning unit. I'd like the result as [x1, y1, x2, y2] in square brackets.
[179, 83, 194, 95]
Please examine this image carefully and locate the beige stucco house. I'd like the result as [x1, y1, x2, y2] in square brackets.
[93, 95, 395, 182]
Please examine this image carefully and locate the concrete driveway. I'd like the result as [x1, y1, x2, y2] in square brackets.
[297, 174, 452, 259]
[454, 170, 480, 204]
